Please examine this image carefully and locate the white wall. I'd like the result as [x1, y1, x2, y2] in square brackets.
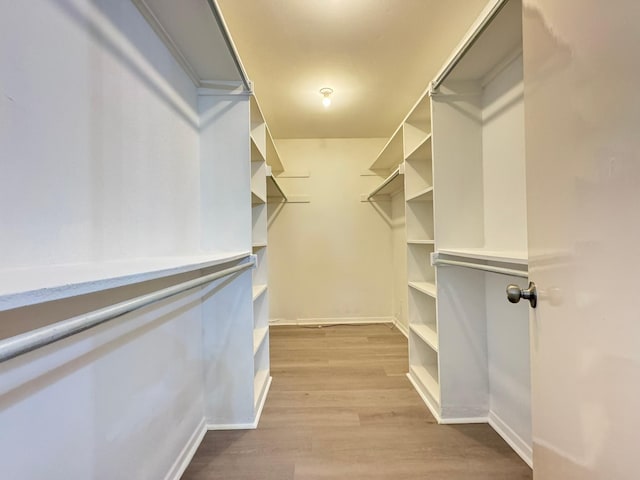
[0, 0, 200, 269]
[268, 138, 394, 323]
[482, 54, 527, 254]
[0, 274, 208, 480]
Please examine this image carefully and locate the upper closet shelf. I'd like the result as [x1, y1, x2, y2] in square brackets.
[369, 126, 404, 172]
[0, 251, 252, 312]
[132, 0, 250, 90]
[367, 164, 405, 200]
[430, 0, 521, 89]
[436, 248, 527, 265]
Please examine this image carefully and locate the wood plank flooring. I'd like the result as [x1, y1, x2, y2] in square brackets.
[182, 324, 532, 480]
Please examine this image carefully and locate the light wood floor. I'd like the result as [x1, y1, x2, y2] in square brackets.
[182, 324, 532, 479]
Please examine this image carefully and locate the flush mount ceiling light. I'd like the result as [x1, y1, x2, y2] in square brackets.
[320, 87, 333, 108]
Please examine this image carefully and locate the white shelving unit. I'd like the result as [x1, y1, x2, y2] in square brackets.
[366, 87, 434, 353]
[249, 96, 274, 418]
[398, 92, 439, 412]
[407, 0, 532, 465]
[1, 0, 266, 477]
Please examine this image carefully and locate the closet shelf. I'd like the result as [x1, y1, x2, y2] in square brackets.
[252, 284, 268, 301]
[406, 186, 434, 202]
[132, 0, 246, 89]
[0, 251, 252, 312]
[252, 243, 268, 250]
[370, 126, 404, 171]
[251, 137, 266, 162]
[437, 247, 528, 265]
[367, 165, 404, 199]
[404, 131, 432, 161]
[252, 191, 267, 205]
[254, 369, 270, 408]
[410, 324, 439, 352]
[408, 281, 437, 298]
[410, 364, 440, 403]
[267, 170, 288, 202]
[253, 326, 269, 355]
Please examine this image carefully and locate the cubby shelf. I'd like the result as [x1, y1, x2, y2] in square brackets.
[405, 133, 432, 161]
[367, 165, 404, 199]
[410, 364, 440, 404]
[253, 368, 270, 408]
[408, 281, 437, 298]
[253, 326, 269, 355]
[410, 324, 439, 351]
[406, 186, 433, 202]
[252, 284, 267, 301]
[252, 191, 267, 205]
[251, 137, 266, 162]
[267, 171, 288, 202]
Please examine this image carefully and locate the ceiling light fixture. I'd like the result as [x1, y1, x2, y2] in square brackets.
[320, 87, 333, 108]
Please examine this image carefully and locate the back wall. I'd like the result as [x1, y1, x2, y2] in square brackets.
[268, 138, 394, 324]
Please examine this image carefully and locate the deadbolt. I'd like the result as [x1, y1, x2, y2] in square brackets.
[506, 282, 537, 308]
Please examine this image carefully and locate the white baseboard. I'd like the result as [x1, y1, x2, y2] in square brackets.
[164, 418, 207, 480]
[488, 410, 533, 468]
[393, 318, 409, 338]
[439, 415, 488, 424]
[207, 421, 258, 430]
[269, 316, 394, 326]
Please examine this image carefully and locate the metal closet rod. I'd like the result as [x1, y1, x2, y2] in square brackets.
[430, 0, 509, 92]
[433, 258, 527, 278]
[207, 0, 252, 93]
[0, 259, 255, 364]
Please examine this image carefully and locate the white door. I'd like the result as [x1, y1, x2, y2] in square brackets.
[522, 1, 640, 478]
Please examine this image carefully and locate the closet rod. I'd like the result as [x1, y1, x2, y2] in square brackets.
[0, 259, 255, 364]
[206, 0, 252, 93]
[430, 0, 509, 92]
[433, 258, 527, 278]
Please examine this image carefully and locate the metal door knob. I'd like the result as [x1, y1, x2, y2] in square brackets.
[506, 282, 537, 308]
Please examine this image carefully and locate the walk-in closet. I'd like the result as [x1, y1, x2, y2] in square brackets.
[2, 0, 639, 478]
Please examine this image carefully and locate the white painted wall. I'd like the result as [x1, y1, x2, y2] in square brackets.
[0, 0, 200, 270]
[268, 138, 394, 323]
[482, 54, 527, 254]
[0, 274, 207, 480]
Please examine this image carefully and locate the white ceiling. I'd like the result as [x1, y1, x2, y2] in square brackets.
[217, 0, 488, 139]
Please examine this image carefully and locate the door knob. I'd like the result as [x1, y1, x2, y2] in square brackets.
[506, 282, 537, 308]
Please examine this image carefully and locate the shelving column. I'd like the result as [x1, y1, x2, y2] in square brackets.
[403, 94, 440, 413]
[249, 97, 272, 417]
